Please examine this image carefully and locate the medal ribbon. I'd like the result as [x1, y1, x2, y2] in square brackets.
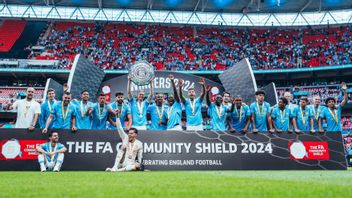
[189, 99, 196, 116]
[300, 107, 307, 126]
[167, 105, 174, 119]
[256, 102, 264, 117]
[328, 108, 338, 124]
[61, 103, 70, 121]
[137, 101, 144, 117]
[234, 105, 243, 121]
[215, 105, 223, 119]
[80, 101, 88, 118]
[312, 105, 320, 120]
[49, 142, 58, 161]
[156, 105, 164, 121]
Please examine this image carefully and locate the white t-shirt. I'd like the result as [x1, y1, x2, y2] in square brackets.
[13, 99, 41, 128]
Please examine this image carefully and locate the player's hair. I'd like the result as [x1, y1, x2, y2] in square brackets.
[325, 97, 336, 105]
[223, 91, 231, 96]
[63, 91, 71, 96]
[98, 92, 106, 97]
[188, 88, 195, 91]
[300, 96, 308, 102]
[255, 90, 266, 96]
[234, 95, 242, 99]
[129, 127, 138, 134]
[47, 88, 55, 94]
[279, 97, 288, 105]
[49, 131, 58, 137]
[115, 92, 124, 97]
[81, 90, 89, 95]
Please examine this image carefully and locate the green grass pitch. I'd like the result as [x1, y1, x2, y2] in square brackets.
[1, 170, 352, 197]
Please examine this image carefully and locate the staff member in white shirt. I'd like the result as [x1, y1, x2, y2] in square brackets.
[7, 87, 41, 130]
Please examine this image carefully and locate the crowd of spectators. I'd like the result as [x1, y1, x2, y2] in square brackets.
[29, 22, 352, 71]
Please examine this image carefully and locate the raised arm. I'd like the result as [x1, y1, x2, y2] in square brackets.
[206, 85, 212, 106]
[147, 77, 154, 103]
[179, 79, 186, 104]
[127, 76, 133, 101]
[116, 115, 128, 140]
[169, 75, 180, 102]
[199, 77, 206, 102]
[340, 82, 348, 108]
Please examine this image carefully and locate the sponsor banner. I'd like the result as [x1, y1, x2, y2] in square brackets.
[0, 129, 347, 171]
[289, 141, 330, 160]
[101, 71, 225, 102]
[0, 139, 46, 160]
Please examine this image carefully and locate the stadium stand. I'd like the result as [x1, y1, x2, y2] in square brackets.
[0, 20, 27, 52]
[28, 22, 352, 70]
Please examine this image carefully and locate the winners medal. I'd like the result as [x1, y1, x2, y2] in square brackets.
[128, 142, 134, 159]
[156, 105, 164, 122]
[280, 109, 286, 124]
[61, 103, 70, 122]
[234, 105, 243, 121]
[189, 99, 196, 116]
[137, 101, 144, 118]
[300, 107, 307, 126]
[49, 143, 58, 161]
[80, 101, 88, 118]
[129, 61, 154, 86]
[215, 105, 223, 119]
[312, 105, 320, 120]
[256, 102, 264, 117]
[328, 108, 339, 124]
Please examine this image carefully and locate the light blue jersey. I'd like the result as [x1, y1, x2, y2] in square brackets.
[184, 97, 203, 126]
[293, 106, 312, 131]
[230, 105, 251, 131]
[73, 101, 93, 129]
[250, 101, 270, 131]
[92, 103, 109, 130]
[320, 105, 342, 132]
[308, 105, 326, 131]
[165, 102, 182, 129]
[271, 106, 291, 131]
[130, 97, 149, 127]
[41, 142, 65, 162]
[208, 103, 228, 131]
[39, 100, 56, 128]
[147, 104, 168, 130]
[51, 101, 76, 129]
[108, 102, 131, 129]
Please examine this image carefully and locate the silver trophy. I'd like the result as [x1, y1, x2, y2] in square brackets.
[129, 61, 154, 86]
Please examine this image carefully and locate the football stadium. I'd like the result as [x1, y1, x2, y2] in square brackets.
[0, 0, 352, 197]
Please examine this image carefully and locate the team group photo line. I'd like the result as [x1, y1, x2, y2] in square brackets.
[4, 75, 349, 172]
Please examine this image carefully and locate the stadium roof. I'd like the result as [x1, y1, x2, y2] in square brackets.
[4, 0, 352, 13]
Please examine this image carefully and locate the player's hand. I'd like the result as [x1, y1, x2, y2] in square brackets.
[199, 77, 205, 86]
[42, 128, 48, 134]
[319, 129, 324, 133]
[341, 82, 347, 90]
[288, 129, 293, 133]
[128, 75, 132, 81]
[168, 74, 174, 81]
[252, 128, 258, 133]
[72, 126, 78, 132]
[229, 127, 236, 133]
[295, 129, 301, 134]
[269, 128, 275, 133]
[276, 129, 282, 133]
[179, 79, 184, 87]
[158, 120, 162, 126]
[28, 126, 35, 131]
[87, 107, 93, 115]
[310, 129, 315, 134]
[149, 77, 154, 84]
[206, 85, 212, 92]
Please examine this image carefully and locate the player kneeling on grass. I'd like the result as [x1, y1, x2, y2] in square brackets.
[106, 114, 143, 172]
[36, 131, 67, 172]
